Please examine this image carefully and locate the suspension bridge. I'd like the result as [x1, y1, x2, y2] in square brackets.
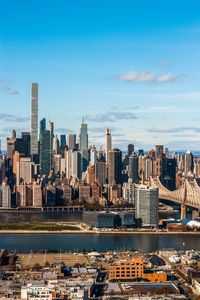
[150, 176, 200, 219]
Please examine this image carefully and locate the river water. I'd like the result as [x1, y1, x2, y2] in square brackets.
[0, 233, 200, 252]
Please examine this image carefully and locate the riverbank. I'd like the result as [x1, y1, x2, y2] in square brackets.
[0, 229, 200, 234]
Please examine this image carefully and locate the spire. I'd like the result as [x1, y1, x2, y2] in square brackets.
[82, 116, 84, 124]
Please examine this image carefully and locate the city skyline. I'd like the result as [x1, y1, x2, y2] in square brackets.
[1, 1, 200, 150]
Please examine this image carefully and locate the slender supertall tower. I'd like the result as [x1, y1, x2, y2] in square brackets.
[79, 117, 88, 172]
[31, 83, 38, 157]
[105, 128, 112, 163]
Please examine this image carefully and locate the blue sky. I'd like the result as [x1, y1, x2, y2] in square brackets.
[1, 0, 200, 150]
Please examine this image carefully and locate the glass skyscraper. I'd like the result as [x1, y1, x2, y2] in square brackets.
[39, 118, 51, 176]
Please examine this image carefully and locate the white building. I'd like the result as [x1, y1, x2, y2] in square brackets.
[0, 181, 11, 208]
[134, 184, 159, 227]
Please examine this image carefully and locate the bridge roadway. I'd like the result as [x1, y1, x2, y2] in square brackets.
[150, 177, 200, 217]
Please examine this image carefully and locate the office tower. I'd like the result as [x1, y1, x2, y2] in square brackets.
[185, 150, 194, 174]
[155, 145, 164, 158]
[66, 149, 81, 179]
[39, 123, 51, 176]
[138, 149, 144, 156]
[16, 157, 33, 186]
[15, 132, 31, 157]
[0, 181, 11, 207]
[128, 152, 139, 183]
[68, 134, 76, 150]
[135, 184, 159, 227]
[128, 144, 134, 157]
[6, 136, 16, 159]
[31, 83, 38, 156]
[95, 160, 106, 185]
[90, 145, 96, 166]
[108, 148, 122, 184]
[105, 128, 112, 163]
[60, 135, 66, 147]
[49, 121, 54, 168]
[40, 118, 46, 133]
[160, 157, 176, 190]
[79, 118, 88, 171]
[53, 135, 59, 155]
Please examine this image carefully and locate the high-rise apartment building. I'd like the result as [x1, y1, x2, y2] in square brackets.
[185, 150, 194, 174]
[105, 128, 112, 163]
[90, 145, 96, 166]
[30, 83, 38, 157]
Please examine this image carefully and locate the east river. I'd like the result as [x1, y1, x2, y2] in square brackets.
[0, 233, 200, 252]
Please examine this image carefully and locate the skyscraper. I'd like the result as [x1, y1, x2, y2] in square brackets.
[39, 119, 51, 176]
[108, 148, 122, 184]
[68, 133, 76, 150]
[128, 144, 134, 157]
[31, 83, 38, 157]
[128, 153, 139, 183]
[79, 118, 88, 171]
[40, 118, 46, 133]
[105, 128, 112, 163]
[185, 150, 194, 175]
[155, 145, 164, 158]
[160, 157, 176, 190]
[60, 135, 67, 147]
[16, 157, 33, 186]
[135, 184, 159, 227]
[0, 181, 11, 208]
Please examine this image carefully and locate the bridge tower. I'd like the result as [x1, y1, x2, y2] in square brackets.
[181, 204, 186, 219]
[192, 209, 200, 220]
[181, 179, 187, 219]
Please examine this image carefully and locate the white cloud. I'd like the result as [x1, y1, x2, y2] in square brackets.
[117, 70, 183, 84]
